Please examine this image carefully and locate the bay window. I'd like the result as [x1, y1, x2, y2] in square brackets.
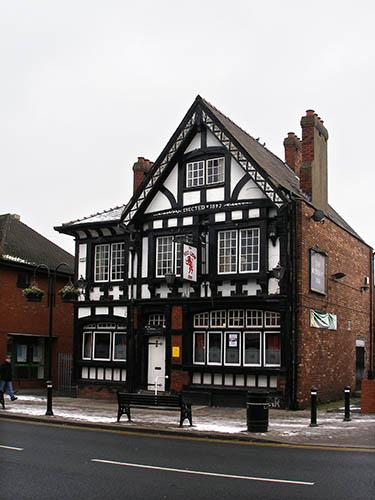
[94, 242, 125, 282]
[82, 323, 127, 362]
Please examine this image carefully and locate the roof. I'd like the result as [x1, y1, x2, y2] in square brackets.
[0, 214, 74, 272]
[61, 205, 126, 227]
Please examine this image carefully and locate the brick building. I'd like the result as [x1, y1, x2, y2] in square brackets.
[56, 96, 373, 408]
[0, 214, 74, 389]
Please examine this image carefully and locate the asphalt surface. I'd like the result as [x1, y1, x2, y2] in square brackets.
[1, 420, 374, 500]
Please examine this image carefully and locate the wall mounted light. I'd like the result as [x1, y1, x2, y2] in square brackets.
[311, 209, 325, 223]
[331, 272, 346, 280]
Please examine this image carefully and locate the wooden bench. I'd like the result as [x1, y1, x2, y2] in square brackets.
[117, 392, 192, 427]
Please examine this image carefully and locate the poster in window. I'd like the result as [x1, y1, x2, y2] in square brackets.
[228, 333, 238, 347]
[182, 243, 197, 282]
[310, 250, 326, 294]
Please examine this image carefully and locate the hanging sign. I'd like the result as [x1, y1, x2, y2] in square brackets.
[310, 309, 337, 330]
[182, 243, 197, 282]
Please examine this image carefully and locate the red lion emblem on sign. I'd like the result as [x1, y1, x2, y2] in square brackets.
[185, 253, 196, 274]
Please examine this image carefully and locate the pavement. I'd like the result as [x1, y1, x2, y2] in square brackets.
[1, 391, 374, 449]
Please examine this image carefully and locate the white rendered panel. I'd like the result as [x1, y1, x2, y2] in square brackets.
[95, 306, 109, 316]
[192, 372, 201, 384]
[113, 306, 127, 317]
[268, 238, 280, 271]
[206, 129, 223, 148]
[258, 375, 268, 388]
[231, 158, 246, 196]
[242, 280, 262, 296]
[78, 307, 91, 319]
[78, 244, 87, 280]
[97, 368, 104, 380]
[270, 376, 278, 388]
[163, 164, 178, 198]
[142, 237, 148, 278]
[168, 218, 178, 227]
[184, 132, 201, 152]
[238, 179, 266, 200]
[110, 286, 121, 301]
[206, 187, 224, 202]
[101, 228, 111, 236]
[145, 190, 171, 214]
[81, 367, 88, 379]
[153, 220, 163, 229]
[89, 287, 104, 301]
[246, 375, 256, 387]
[268, 278, 280, 295]
[183, 216, 193, 226]
[215, 212, 226, 222]
[231, 211, 242, 220]
[183, 190, 201, 206]
[141, 284, 151, 299]
[248, 209, 260, 218]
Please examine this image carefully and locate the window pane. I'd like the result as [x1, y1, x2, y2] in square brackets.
[265, 332, 281, 365]
[94, 332, 111, 359]
[83, 332, 92, 359]
[210, 310, 226, 327]
[148, 314, 165, 326]
[225, 332, 240, 364]
[244, 332, 260, 365]
[186, 161, 205, 187]
[113, 333, 127, 361]
[264, 311, 280, 327]
[240, 228, 259, 272]
[95, 244, 110, 281]
[194, 332, 205, 364]
[208, 332, 222, 364]
[207, 157, 225, 185]
[228, 310, 244, 327]
[156, 236, 173, 277]
[194, 312, 209, 328]
[111, 242, 125, 281]
[246, 310, 263, 327]
[218, 230, 237, 273]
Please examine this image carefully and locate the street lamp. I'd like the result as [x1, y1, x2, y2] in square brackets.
[25, 262, 73, 416]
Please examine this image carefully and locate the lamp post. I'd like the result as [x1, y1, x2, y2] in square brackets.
[25, 262, 72, 416]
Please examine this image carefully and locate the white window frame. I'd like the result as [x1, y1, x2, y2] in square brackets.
[110, 242, 125, 282]
[206, 157, 225, 185]
[224, 331, 241, 366]
[263, 331, 281, 367]
[92, 331, 111, 361]
[148, 314, 166, 327]
[194, 312, 209, 328]
[246, 310, 263, 328]
[186, 160, 205, 188]
[239, 228, 260, 274]
[228, 309, 245, 328]
[264, 311, 281, 328]
[207, 331, 223, 366]
[217, 230, 238, 274]
[210, 310, 226, 328]
[155, 235, 174, 278]
[112, 332, 127, 362]
[243, 331, 262, 367]
[94, 244, 110, 282]
[82, 331, 93, 360]
[193, 331, 206, 365]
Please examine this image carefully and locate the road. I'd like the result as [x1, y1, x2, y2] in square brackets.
[0, 419, 373, 500]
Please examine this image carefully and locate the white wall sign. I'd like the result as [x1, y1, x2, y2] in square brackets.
[182, 243, 197, 282]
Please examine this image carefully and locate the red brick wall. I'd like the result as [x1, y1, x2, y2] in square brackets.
[0, 266, 74, 386]
[361, 379, 375, 413]
[78, 383, 118, 400]
[171, 305, 183, 330]
[170, 369, 190, 393]
[295, 201, 372, 406]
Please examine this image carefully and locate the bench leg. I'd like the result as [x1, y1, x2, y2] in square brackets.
[180, 405, 192, 427]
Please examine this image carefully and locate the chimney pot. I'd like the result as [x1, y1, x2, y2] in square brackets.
[306, 109, 315, 116]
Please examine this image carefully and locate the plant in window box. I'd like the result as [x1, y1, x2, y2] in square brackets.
[58, 283, 80, 302]
[23, 284, 45, 302]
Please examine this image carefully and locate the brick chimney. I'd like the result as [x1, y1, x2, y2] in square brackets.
[132, 157, 153, 193]
[283, 132, 302, 179]
[300, 110, 329, 211]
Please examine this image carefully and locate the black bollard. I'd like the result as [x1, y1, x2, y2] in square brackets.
[310, 387, 318, 427]
[46, 380, 54, 416]
[343, 386, 351, 422]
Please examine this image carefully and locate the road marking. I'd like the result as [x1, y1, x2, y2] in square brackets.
[92, 459, 315, 486]
[0, 444, 23, 451]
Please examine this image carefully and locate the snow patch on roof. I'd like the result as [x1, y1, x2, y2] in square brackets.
[2, 254, 38, 266]
[64, 205, 127, 227]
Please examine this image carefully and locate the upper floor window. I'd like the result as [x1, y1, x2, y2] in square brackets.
[218, 228, 260, 274]
[310, 249, 326, 294]
[155, 234, 192, 277]
[94, 243, 125, 282]
[186, 157, 225, 187]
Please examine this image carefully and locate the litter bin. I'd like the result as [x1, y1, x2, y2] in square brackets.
[247, 391, 269, 432]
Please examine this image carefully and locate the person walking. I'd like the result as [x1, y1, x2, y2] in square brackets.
[0, 355, 17, 401]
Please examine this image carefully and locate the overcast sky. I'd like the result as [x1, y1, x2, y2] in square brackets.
[1, 1, 374, 255]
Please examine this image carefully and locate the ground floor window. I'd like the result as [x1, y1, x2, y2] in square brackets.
[82, 323, 126, 362]
[12, 337, 45, 379]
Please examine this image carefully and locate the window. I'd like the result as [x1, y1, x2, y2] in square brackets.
[218, 228, 260, 274]
[186, 157, 225, 187]
[82, 332, 92, 360]
[210, 310, 226, 327]
[155, 234, 193, 277]
[228, 310, 245, 328]
[218, 230, 237, 273]
[264, 311, 280, 328]
[194, 312, 209, 328]
[148, 314, 166, 327]
[246, 310, 263, 328]
[224, 332, 240, 365]
[310, 249, 326, 294]
[94, 243, 125, 282]
[193, 332, 206, 364]
[243, 332, 261, 366]
[113, 333, 127, 361]
[239, 228, 260, 273]
[207, 332, 222, 365]
[264, 332, 281, 366]
[93, 332, 111, 361]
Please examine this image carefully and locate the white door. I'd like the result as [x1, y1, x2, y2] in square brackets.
[147, 336, 166, 391]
